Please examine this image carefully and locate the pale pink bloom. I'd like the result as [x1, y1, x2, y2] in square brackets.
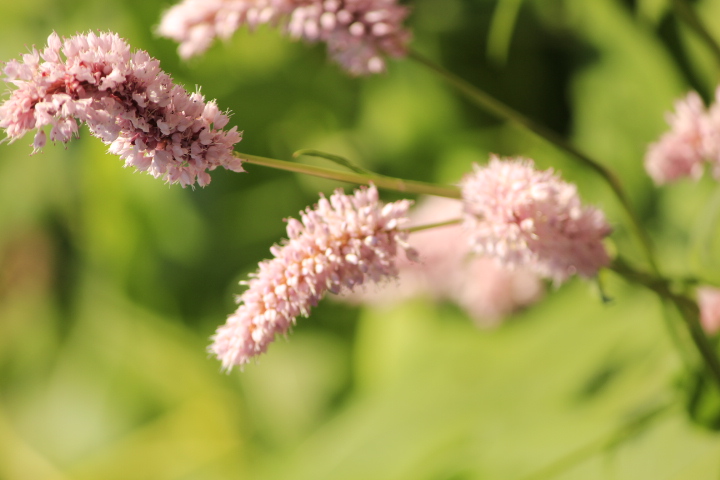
[157, 0, 411, 75]
[342, 196, 544, 326]
[211, 184, 415, 371]
[461, 156, 612, 284]
[645, 92, 710, 184]
[0, 31, 243, 187]
[698, 286, 720, 335]
[157, 0, 293, 59]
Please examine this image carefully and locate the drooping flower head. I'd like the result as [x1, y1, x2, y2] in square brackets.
[0, 31, 243, 187]
[211, 184, 415, 371]
[644, 91, 711, 185]
[460, 156, 612, 284]
[342, 196, 544, 326]
[157, 0, 411, 75]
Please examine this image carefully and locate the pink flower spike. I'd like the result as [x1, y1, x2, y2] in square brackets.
[157, 0, 411, 76]
[211, 184, 415, 371]
[698, 286, 720, 335]
[287, 0, 411, 75]
[644, 91, 710, 185]
[460, 156, 612, 284]
[0, 31, 243, 187]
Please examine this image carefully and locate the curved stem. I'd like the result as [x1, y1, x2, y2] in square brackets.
[293, 149, 373, 175]
[237, 152, 462, 199]
[409, 50, 658, 274]
[609, 258, 720, 389]
[672, 0, 720, 69]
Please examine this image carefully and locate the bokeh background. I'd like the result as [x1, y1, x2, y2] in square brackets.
[2, 0, 720, 478]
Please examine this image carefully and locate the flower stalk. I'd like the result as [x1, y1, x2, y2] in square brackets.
[238, 152, 462, 199]
[610, 258, 720, 389]
[409, 50, 658, 274]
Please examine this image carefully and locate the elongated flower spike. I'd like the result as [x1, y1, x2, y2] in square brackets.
[211, 184, 415, 371]
[157, 0, 411, 75]
[460, 156, 612, 284]
[0, 31, 243, 187]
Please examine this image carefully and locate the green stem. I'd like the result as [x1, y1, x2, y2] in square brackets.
[609, 258, 720, 389]
[672, 0, 720, 69]
[409, 50, 658, 274]
[238, 152, 462, 199]
[293, 149, 373, 175]
[406, 218, 462, 233]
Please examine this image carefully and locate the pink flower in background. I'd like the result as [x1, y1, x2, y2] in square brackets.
[211, 185, 415, 371]
[157, 0, 293, 59]
[0, 31, 243, 187]
[698, 286, 720, 335]
[157, 0, 411, 75]
[342, 196, 544, 326]
[461, 156, 612, 284]
[645, 91, 710, 185]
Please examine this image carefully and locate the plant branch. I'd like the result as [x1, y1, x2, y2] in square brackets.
[409, 50, 658, 274]
[406, 218, 462, 233]
[609, 258, 720, 389]
[238, 152, 462, 199]
[293, 149, 373, 175]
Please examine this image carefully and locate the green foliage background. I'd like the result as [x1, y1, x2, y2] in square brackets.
[1, 0, 720, 478]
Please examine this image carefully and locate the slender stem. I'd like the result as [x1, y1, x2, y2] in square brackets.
[609, 258, 720, 389]
[237, 152, 462, 199]
[293, 149, 373, 175]
[409, 50, 658, 274]
[406, 218, 462, 233]
[672, 0, 720, 68]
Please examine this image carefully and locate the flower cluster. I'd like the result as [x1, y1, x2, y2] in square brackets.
[460, 156, 612, 284]
[644, 89, 720, 185]
[0, 31, 243, 187]
[210, 184, 415, 371]
[343, 196, 544, 325]
[157, 0, 411, 75]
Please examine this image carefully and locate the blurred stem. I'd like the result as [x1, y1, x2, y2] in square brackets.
[237, 152, 462, 199]
[293, 149, 373, 175]
[672, 0, 720, 69]
[409, 50, 658, 274]
[406, 218, 462, 233]
[610, 258, 720, 389]
[517, 398, 676, 480]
